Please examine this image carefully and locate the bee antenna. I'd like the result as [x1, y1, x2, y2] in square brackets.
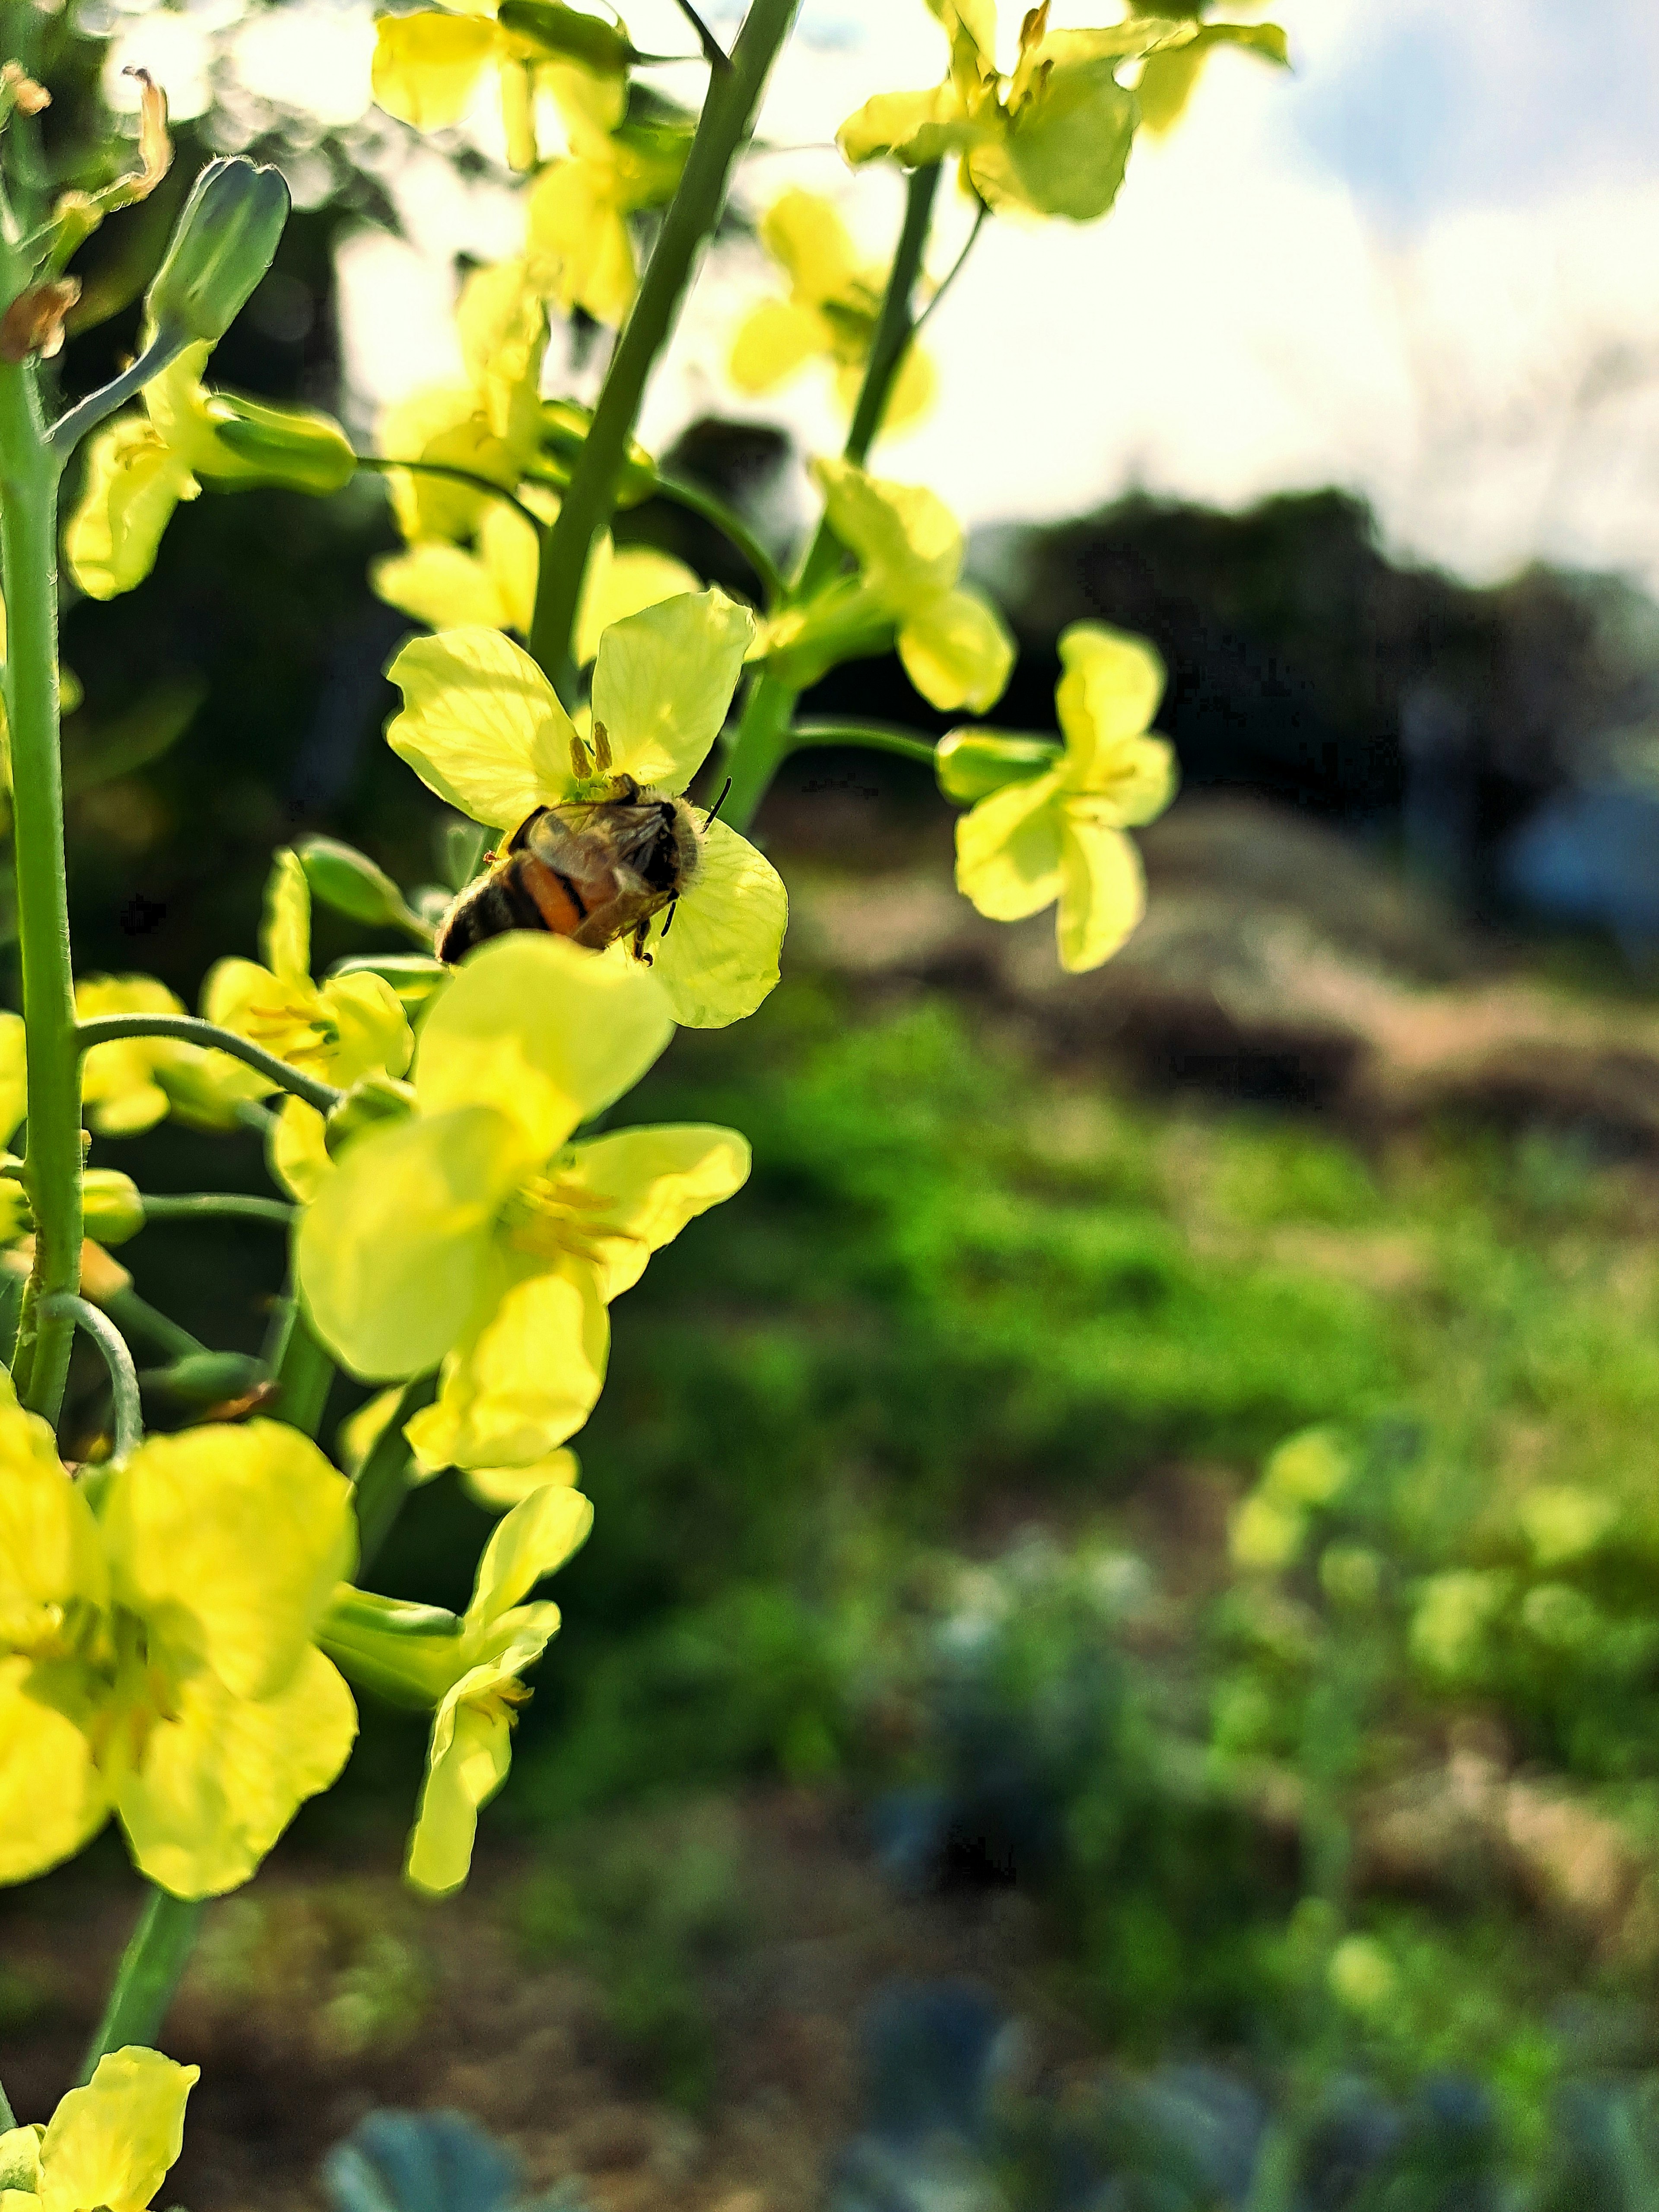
[702, 776, 733, 829]
[659, 897, 679, 940]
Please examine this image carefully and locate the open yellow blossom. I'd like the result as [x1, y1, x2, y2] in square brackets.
[0, 2046, 197, 2212]
[77, 976, 265, 1136]
[526, 69, 692, 326]
[838, 0, 1284, 220]
[340, 1385, 578, 1513]
[202, 849, 413, 1093]
[65, 342, 354, 601]
[373, 482, 699, 667]
[371, 0, 634, 170]
[765, 459, 1013, 715]
[386, 589, 787, 1029]
[729, 189, 934, 435]
[318, 1481, 591, 1892]
[296, 931, 749, 1471]
[1129, 0, 1289, 134]
[0, 1399, 358, 1896]
[940, 620, 1176, 972]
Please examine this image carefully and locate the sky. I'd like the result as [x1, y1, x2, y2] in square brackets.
[107, 0, 1659, 594]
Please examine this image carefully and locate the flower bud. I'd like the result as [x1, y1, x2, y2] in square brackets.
[144, 1349, 269, 1408]
[496, 0, 635, 73]
[297, 836, 418, 930]
[324, 1072, 417, 1160]
[330, 953, 448, 1013]
[205, 394, 357, 495]
[934, 730, 1063, 805]
[81, 1168, 144, 1246]
[146, 156, 290, 348]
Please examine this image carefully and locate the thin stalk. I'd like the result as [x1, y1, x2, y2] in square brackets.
[76, 1014, 343, 1117]
[912, 200, 987, 336]
[47, 328, 187, 459]
[0, 341, 80, 1422]
[80, 1888, 206, 2081]
[42, 1292, 142, 1458]
[528, 0, 804, 697]
[139, 1191, 295, 1228]
[354, 1373, 440, 1573]
[652, 471, 785, 605]
[790, 718, 938, 766]
[672, 0, 728, 68]
[719, 163, 943, 835]
[102, 1286, 204, 1363]
[355, 454, 545, 533]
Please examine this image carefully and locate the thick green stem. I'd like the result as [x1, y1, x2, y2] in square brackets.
[80, 1888, 207, 2080]
[353, 1373, 439, 1573]
[76, 1013, 343, 1117]
[720, 162, 943, 835]
[528, 0, 803, 697]
[0, 350, 79, 1421]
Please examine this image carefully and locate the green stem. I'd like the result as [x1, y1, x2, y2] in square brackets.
[652, 471, 785, 606]
[47, 328, 188, 459]
[80, 1888, 206, 2081]
[42, 1292, 142, 1458]
[355, 454, 545, 533]
[76, 1014, 343, 1117]
[528, 0, 804, 697]
[354, 1373, 440, 1573]
[270, 1297, 334, 1440]
[0, 331, 80, 1423]
[102, 1286, 204, 1363]
[719, 162, 943, 835]
[139, 1191, 295, 1228]
[790, 718, 938, 766]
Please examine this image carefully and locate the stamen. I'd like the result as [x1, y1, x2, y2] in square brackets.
[592, 719, 613, 774]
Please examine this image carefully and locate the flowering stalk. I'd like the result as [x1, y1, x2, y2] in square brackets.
[0, 260, 79, 1423]
[76, 1012, 345, 1116]
[528, 0, 803, 696]
[79, 1889, 207, 2082]
[720, 161, 943, 833]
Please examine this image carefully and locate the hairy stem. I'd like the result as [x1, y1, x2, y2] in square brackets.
[0, 342, 79, 1421]
[528, 0, 803, 697]
[80, 1888, 207, 2082]
[76, 1014, 343, 1117]
[42, 1292, 142, 1458]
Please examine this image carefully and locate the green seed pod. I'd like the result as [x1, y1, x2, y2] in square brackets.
[325, 1072, 417, 1160]
[146, 156, 290, 347]
[934, 730, 1063, 805]
[297, 836, 418, 929]
[206, 394, 357, 495]
[82, 1168, 144, 1246]
[145, 1350, 270, 1407]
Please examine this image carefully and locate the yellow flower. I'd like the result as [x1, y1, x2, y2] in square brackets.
[765, 459, 1013, 714]
[0, 1401, 358, 1897]
[339, 1385, 578, 1513]
[296, 931, 749, 1471]
[372, 480, 699, 667]
[838, 0, 1285, 221]
[0, 2046, 197, 2212]
[318, 1481, 591, 1893]
[728, 189, 935, 435]
[370, 1, 634, 170]
[77, 976, 265, 1137]
[203, 849, 414, 1093]
[941, 621, 1176, 971]
[1128, 0, 1290, 135]
[526, 69, 692, 326]
[386, 589, 787, 1029]
[64, 344, 354, 602]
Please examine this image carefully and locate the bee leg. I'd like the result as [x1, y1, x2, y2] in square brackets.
[631, 919, 653, 965]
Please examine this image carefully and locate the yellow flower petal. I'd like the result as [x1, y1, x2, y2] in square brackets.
[373, 543, 512, 633]
[1055, 621, 1167, 770]
[527, 159, 637, 327]
[1056, 815, 1145, 973]
[453, 257, 545, 453]
[64, 420, 196, 603]
[318, 973, 416, 1088]
[259, 849, 311, 981]
[269, 1097, 331, 1203]
[762, 188, 863, 304]
[588, 589, 755, 795]
[466, 1482, 592, 1630]
[954, 768, 1066, 922]
[833, 340, 936, 436]
[38, 2047, 197, 2212]
[836, 82, 976, 171]
[729, 299, 833, 394]
[972, 57, 1135, 222]
[409, 1257, 608, 1470]
[417, 930, 674, 1157]
[387, 626, 581, 829]
[112, 1644, 357, 1899]
[0, 1656, 110, 1885]
[575, 544, 703, 671]
[405, 1680, 513, 1895]
[0, 1376, 108, 1624]
[378, 385, 512, 543]
[0, 2124, 41, 2197]
[814, 460, 961, 608]
[477, 499, 544, 634]
[632, 819, 786, 1029]
[76, 976, 186, 1138]
[559, 1123, 751, 1298]
[371, 10, 499, 129]
[0, 1011, 26, 1147]
[104, 1421, 357, 1704]
[298, 1103, 523, 1381]
[898, 584, 1014, 714]
[461, 1448, 580, 1512]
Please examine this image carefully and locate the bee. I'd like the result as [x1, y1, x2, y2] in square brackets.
[436, 725, 729, 966]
